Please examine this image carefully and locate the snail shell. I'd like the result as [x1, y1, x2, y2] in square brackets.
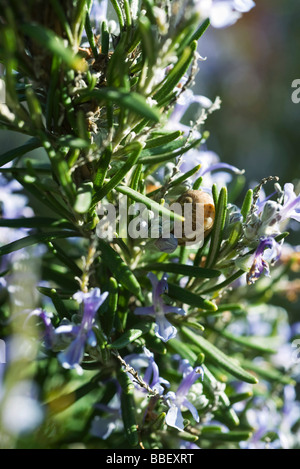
[173, 190, 215, 245]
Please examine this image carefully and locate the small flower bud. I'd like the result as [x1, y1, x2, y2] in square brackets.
[155, 234, 178, 253]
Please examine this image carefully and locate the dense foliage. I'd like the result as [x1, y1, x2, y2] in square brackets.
[0, 0, 299, 450]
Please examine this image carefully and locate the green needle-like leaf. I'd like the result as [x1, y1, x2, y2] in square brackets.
[115, 185, 185, 223]
[92, 143, 142, 205]
[21, 23, 87, 71]
[76, 87, 160, 122]
[205, 186, 228, 269]
[0, 138, 41, 167]
[241, 188, 254, 222]
[98, 239, 142, 298]
[181, 327, 258, 384]
[167, 283, 217, 311]
[107, 322, 152, 349]
[141, 263, 220, 279]
[0, 231, 80, 256]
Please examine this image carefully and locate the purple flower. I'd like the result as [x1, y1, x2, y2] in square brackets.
[56, 288, 108, 374]
[247, 237, 282, 285]
[154, 234, 178, 254]
[124, 347, 170, 394]
[91, 380, 123, 440]
[168, 87, 212, 136]
[165, 365, 204, 431]
[278, 183, 300, 224]
[134, 273, 186, 342]
[181, 149, 244, 187]
[27, 308, 56, 349]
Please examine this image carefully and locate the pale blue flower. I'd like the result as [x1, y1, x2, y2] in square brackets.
[91, 381, 123, 440]
[179, 149, 244, 190]
[27, 308, 56, 349]
[124, 347, 170, 394]
[154, 234, 178, 254]
[278, 183, 300, 223]
[56, 288, 108, 374]
[165, 365, 204, 431]
[134, 273, 186, 342]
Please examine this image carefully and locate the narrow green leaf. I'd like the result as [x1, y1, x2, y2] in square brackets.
[154, 41, 197, 103]
[102, 277, 119, 335]
[177, 431, 199, 443]
[190, 18, 210, 43]
[210, 326, 277, 354]
[168, 338, 197, 365]
[139, 137, 203, 165]
[140, 136, 187, 158]
[115, 185, 185, 222]
[97, 239, 142, 298]
[241, 189, 253, 222]
[85, 7, 98, 58]
[167, 283, 217, 311]
[199, 269, 245, 295]
[107, 322, 152, 349]
[170, 164, 202, 187]
[57, 135, 91, 149]
[201, 364, 240, 426]
[130, 163, 143, 193]
[145, 131, 183, 149]
[74, 181, 93, 213]
[94, 145, 112, 190]
[46, 241, 82, 277]
[0, 217, 74, 229]
[0, 138, 41, 167]
[241, 359, 296, 386]
[141, 263, 220, 279]
[21, 23, 87, 71]
[25, 87, 43, 129]
[152, 412, 167, 432]
[92, 143, 142, 205]
[76, 87, 160, 122]
[138, 15, 156, 66]
[176, 18, 210, 54]
[181, 327, 258, 384]
[205, 186, 228, 269]
[199, 430, 252, 442]
[229, 391, 253, 405]
[13, 172, 73, 220]
[120, 382, 139, 447]
[37, 287, 69, 320]
[110, 0, 125, 29]
[0, 231, 80, 256]
[46, 372, 102, 414]
[49, 0, 74, 44]
[101, 20, 109, 55]
[193, 176, 203, 191]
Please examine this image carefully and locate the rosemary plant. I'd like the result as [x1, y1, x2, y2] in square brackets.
[0, 0, 299, 450]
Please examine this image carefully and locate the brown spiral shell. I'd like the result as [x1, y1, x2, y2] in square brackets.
[174, 189, 215, 245]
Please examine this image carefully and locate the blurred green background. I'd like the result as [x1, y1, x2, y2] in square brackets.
[196, 0, 300, 187]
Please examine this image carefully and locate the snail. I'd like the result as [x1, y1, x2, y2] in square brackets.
[173, 189, 215, 246]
